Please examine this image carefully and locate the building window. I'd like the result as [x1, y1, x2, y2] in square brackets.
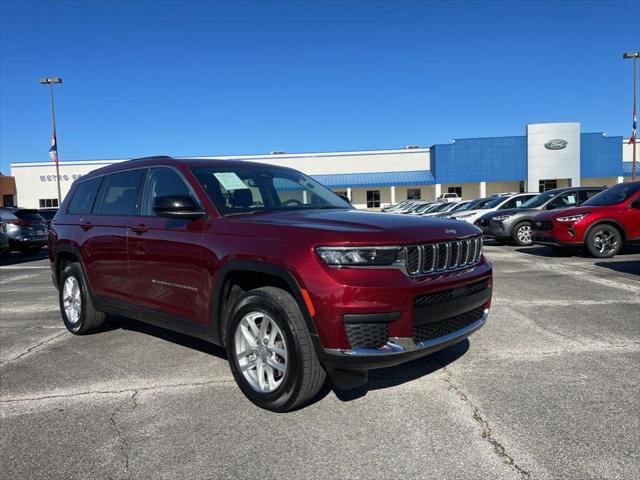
[519, 181, 525, 193]
[447, 186, 462, 197]
[366, 190, 380, 208]
[2, 194, 15, 207]
[39, 198, 59, 208]
[538, 180, 557, 192]
[407, 188, 421, 200]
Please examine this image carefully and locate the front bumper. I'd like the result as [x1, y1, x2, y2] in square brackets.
[488, 220, 512, 240]
[9, 237, 47, 249]
[319, 309, 488, 388]
[532, 219, 586, 247]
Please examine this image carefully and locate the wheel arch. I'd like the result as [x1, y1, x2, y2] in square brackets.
[52, 244, 94, 294]
[584, 219, 627, 243]
[211, 261, 319, 348]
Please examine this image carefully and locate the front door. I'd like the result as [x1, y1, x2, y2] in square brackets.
[126, 167, 210, 325]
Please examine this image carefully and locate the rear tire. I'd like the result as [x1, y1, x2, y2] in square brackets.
[226, 286, 326, 412]
[586, 225, 622, 258]
[512, 222, 533, 246]
[59, 263, 106, 334]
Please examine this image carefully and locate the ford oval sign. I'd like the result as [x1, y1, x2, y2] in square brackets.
[544, 138, 568, 150]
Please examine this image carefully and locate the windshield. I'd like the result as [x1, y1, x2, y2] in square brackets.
[431, 203, 451, 212]
[519, 190, 559, 208]
[457, 199, 485, 212]
[191, 165, 351, 215]
[449, 201, 470, 212]
[583, 183, 640, 206]
[484, 196, 509, 209]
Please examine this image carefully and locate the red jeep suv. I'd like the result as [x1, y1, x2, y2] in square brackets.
[532, 181, 640, 258]
[48, 156, 492, 411]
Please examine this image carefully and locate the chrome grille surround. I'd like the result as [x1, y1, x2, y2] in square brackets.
[403, 237, 483, 276]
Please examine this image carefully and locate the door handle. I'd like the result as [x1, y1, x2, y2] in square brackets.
[80, 222, 93, 231]
[130, 224, 149, 234]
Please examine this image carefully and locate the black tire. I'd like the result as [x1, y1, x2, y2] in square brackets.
[58, 263, 106, 334]
[585, 224, 622, 258]
[226, 286, 326, 412]
[0, 248, 9, 259]
[512, 221, 533, 246]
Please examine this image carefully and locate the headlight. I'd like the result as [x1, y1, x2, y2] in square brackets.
[556, 213, 590, 223]
[492, 214, 513, 221]
[316, 246, 402, 266]
[455, 213, 474, 219]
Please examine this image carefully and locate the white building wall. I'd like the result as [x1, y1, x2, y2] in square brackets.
[10, 160, 125, 208]
[526, 122, 581, 192]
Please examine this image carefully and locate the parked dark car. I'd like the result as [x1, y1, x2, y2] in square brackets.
[0, 207, 48, 255]
[532, 181, 640, 257]
[38, 208, 59, 228]
[486, 187, 605, 246]
[48, 156, 492, 412]
[0, 220, 9, 258]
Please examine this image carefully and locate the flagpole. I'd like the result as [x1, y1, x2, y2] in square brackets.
[48, 82, 62, 204]
[633, 56, 637, 182]
[39, 77, 63, 205]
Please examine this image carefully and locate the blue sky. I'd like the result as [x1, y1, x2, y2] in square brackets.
[1, 0, 639, 174]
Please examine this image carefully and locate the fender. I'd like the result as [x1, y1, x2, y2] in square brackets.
[584, 219, 628, 243]
[52, 243, 95, 294]
[211, 260, 321, 351]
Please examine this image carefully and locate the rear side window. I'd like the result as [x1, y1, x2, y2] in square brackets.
[68, 177, 103, 215]
[100, 170, 145, 216]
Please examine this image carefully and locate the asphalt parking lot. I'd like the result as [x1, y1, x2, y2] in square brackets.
[1, 245, 639, 480]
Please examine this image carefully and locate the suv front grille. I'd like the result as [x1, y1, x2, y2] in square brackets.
[533, 219, 553, 231]
[412, 306, 485, 343]
[404, 237, 483, 276]
[413, 279, 490, 307]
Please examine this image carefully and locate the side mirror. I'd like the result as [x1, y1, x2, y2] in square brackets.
[152, 195, 206, 219]
[631, 198, 640, 210]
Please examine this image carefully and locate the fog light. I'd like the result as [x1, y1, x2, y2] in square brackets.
[568, 226, 576, 237]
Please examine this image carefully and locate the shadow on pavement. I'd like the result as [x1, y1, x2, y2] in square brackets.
[331, 340, 469, 403]
[104, 315, 227, 360]
[594, 260, 640, 276]
[0, 249, 49, 266]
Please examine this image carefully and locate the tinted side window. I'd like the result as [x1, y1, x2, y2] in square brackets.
[548, 191, 578, 210]
[0, 209, 18, 221]
[68, 177, 103, 215]
[142, 168, 196, 216]
[579, 190, 602, 204]
[100, 170, 145, 216]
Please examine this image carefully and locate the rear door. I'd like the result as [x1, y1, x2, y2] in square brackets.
[126, 166, 210, 324]
[84, 169, 146, 302]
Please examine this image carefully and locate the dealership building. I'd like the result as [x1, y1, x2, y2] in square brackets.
[9, 122, 639, 210]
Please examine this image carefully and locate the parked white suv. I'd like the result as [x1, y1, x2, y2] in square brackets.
[437, 193, 462, 203]
[450, 193, 538, 225]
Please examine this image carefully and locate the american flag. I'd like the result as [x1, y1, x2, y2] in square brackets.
[49, 131, 59, 164]
[630, 102, 637, 145]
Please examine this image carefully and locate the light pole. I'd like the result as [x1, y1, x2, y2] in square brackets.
[623, 52, 639, 182]
[39, 77, 63, 204]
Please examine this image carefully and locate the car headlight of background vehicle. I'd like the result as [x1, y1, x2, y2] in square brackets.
[492, 214, 513, 221]
[454, 213, 474, 219]
[556, 213, 590, 223]
[316, 246, 402, 266]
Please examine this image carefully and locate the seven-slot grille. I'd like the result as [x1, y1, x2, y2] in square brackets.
[404, 237, 483, 275]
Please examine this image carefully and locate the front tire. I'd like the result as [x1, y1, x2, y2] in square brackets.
[226, 286, 326, 412]
[586, 225, 622, 258]
[58, 263, 106, 334]
[512, 221, 533, 246]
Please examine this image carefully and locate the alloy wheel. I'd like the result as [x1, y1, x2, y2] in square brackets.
[234, 311, 288, 393]
[592, 228, 619, 256]
[62, 276, 82, 325]
[517, 224, 532, 244]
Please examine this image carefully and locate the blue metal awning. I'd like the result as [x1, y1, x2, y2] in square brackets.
[622, 162, 639, 177]
[311, 170, 435, 189]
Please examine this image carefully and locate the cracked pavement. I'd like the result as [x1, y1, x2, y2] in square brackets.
[1, 246, 639, 479]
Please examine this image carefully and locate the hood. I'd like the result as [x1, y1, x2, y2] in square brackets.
[488, 207, 538, 217]
[218, 208, 481, 244]
[534, 206, 591, 220]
